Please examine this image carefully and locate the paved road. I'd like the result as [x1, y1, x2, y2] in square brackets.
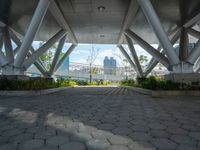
[0, 86, 200, 150]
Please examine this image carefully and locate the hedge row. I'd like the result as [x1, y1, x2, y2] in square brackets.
[121, 76, 200, 90]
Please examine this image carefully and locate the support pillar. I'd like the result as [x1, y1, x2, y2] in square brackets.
[2, 27, 14, 63]
[0, 34, 8, 67]
[49, 35, 67, 76]
[125, 29, 170, 69]
[194, 57, 200, 73]
[187, 28, 200, 39]
[0, 33, 3, 50]
[136, 0, 180, 65]
[9, 29, 48, 76]
[23, 29, 66, 69]
[144, 29, 181, 76]
[55, 44, 76, 72]
[179, 27, 189, 61]
[186, 40, 200, 64]
[117, 45, 139, 77]
[125, 35, 143, 77]
[14, 0, 50, 68]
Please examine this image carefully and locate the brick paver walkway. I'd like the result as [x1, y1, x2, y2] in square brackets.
[0, 86, 200, 150]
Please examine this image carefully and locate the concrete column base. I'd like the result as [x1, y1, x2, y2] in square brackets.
[0, 75, 30, 81]
[164, 73, 200, 84]
[171, 62, 194, 74]
[1, 65, 24, 75]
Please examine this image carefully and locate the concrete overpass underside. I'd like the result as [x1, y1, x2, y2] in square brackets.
[0, 0, 200, 82]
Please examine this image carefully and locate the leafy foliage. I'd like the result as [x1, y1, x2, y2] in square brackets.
[121, 79, 135, 86]
[0, 78, 58, 90]
[121, 76, 200, 90]
[0, 78, 113, 90]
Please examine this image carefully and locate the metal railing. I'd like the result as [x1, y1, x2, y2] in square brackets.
[27, 62, 137, 81]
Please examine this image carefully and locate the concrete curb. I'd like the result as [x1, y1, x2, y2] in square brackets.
[122, 86, 200, 97]
[0, 86, 74, 96]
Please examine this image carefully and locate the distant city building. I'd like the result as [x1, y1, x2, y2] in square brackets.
[103, 57, 117, 75]
[59, 57, 69, 71]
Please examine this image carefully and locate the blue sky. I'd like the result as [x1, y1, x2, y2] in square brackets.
[62, 43, 152, 66]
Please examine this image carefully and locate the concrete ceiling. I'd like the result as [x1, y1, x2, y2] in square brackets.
[0, 0, 200, 44]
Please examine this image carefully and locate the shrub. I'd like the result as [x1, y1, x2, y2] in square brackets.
[102, 80, 109, 85]
[76, 80, 88, 85]
[57, 80, 77, 87]
[121, 79, 135, 86]
[0, 78, 58, 90]
[120, 76, 200, 90]
[88, 81, 97, 85]
[140, 76, 158, 90]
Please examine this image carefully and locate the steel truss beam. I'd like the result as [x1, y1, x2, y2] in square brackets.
[187, 28, 200, 39]
[194, 56, 200, 73]
[9, 29, 48, 76]
[14, 0, 50, 68]
[117, 0, 139, 45]
[144, 29, 181, 76]
[30, 47, 47, 71]
[49, 35, 67, 76]
[186, 40, 200, 64]
[23, 29, 67, 69]
[0, 30, 10, 67]
[143, 25, 179, 76]
[55, 44, 77, 72]
[183, 13, 200, 28]
[9, 28, 46, 70]
[137, 0, 180, 65]
[49, 0, 77, 44]
[2, 27, 14, 63]
[125, 29, 170, 69]
[125, 35, 143, 77]
[117, 45, 139, 76]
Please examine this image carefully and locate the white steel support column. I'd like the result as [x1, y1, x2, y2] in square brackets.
[34, 61, 48, 77]
[144, 29, 181, 76]
[187, 40, 200, 64]
[137, 0, 180, 65]
[0, 35, 5, 66]
[9, 28, 46, 70]
[0, 30, 10, 67]
[30, 47, 46, 71]
[143, 46, 162, 77]
[9, 29, 47, 75]
[2, 27, 14, 63]
[13, 47, 20, 55]
[125, 29, 170, 68]
[187, 28, 200, 39]
[117, 45, 139, 76]
[125, 35, 143, 77]
[179, 27, 189, 61]
[194, 57, 200, 73]
[23, 29, 66, 69]
[49, 35, 67, 76]
[55, 44, 76, 72]
[0, 34, 3, 50]
[14, 0, 50, 67]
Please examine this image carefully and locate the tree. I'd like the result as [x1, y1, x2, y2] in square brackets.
[157, 63, 163, 70]
[112, 52, 131, 79]
[139, 54, 148, 70]
[123, 59, 128, 80]
[139, 55, 148, 65]
[87, 46, 99, 82]
[39, 42, 57, 70]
